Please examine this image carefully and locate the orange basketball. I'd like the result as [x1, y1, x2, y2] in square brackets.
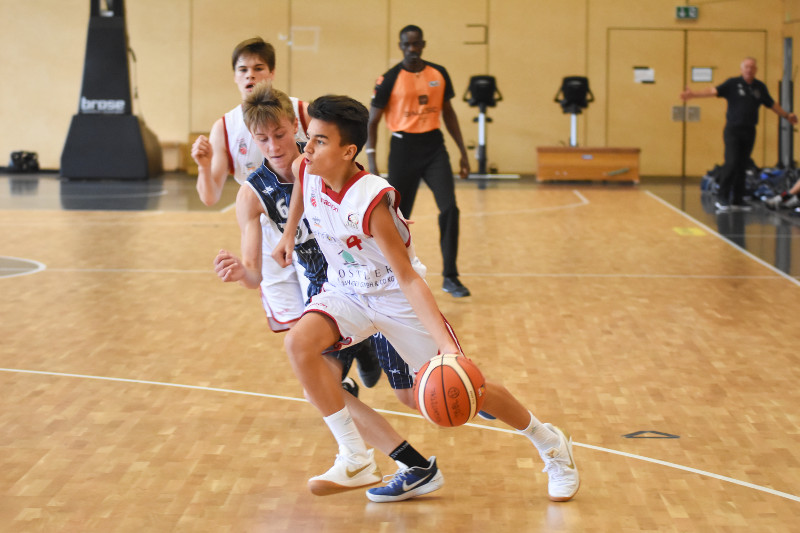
[413, 354, 486, 427]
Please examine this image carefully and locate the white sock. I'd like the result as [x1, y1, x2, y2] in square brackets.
[323, 406, 368, 458]
[518, 411, 560, 452]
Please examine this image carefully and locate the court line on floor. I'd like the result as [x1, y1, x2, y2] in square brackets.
[645, 190, 800, 287]
[454, 272, 782, 280]
[0, 256, 47, 279]
[2, 367, 797, 504]
[411, 190, 589, 220]
[4, 265, 782, 280]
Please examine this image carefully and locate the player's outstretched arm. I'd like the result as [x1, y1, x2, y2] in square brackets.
[193, 118, 230, 206]
[370, 196, 460, 355]
[680, 86, 717, 101]
[272, 155, 306, 267]
[770, 103, 799, 125]
[213, 185, 263, 289]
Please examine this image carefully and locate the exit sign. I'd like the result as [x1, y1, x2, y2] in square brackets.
[676, 6, 699, 19]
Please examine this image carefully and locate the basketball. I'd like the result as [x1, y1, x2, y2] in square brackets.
[414, 354, 486, 427]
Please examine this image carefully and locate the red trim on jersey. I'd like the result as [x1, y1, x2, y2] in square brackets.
[322, 164, 369, 204]
[301, 305, 353, 354]
[363, 187, 398, 238]
[441, 313, 463, 354]
[297, 100, 309, 134]
[222, 115, 235, 174]
[258, 287, 296, 332]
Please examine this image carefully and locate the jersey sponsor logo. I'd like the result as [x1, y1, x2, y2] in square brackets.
[403, 106, 439, 118]
[428, 80, 440, 87]
[314, 230, 337, 244]
[237, 138, 248, 155]
[335, 256, 396, 290]
[321, 197, 339, 211]
[346, 212, 360, 229]
[310, 192, 317, 207]
[339, 250, 364, 268]
[262, 186, 274, 196]
[312, 216, 322, 228]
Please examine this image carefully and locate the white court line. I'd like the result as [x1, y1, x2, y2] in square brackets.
[1, 367, 797, 504]
[220, 201, 237, 213]
[645, 191, 800, 287]
[455, 272, 781, 280]
[45, 268, 210, 274]
[463, 190, 589, 217]
[410, 190, 588, 220]
[0, 256, 47, 279]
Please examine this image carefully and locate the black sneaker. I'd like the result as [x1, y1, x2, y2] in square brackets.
[353, 341, 381, 388]
[442, 276, 470, 297]
[341, 377, 359, 397]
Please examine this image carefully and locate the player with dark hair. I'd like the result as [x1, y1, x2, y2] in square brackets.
[216, 83, 444, 502]
[274, 94, 580, 503]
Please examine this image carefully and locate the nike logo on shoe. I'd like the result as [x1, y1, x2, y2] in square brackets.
[346, 463, 372, 478]
[402, 474, 431, 491]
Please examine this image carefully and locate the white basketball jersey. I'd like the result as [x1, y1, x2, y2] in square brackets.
[223, 97, 308, 184]
[300, 161, 426, 295]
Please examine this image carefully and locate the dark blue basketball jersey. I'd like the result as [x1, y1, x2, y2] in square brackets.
[246, 158, 327, 302]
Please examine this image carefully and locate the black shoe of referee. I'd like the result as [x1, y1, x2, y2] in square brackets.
[442, 276, 470, 298]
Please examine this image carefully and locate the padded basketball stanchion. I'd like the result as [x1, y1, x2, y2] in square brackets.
[464, 76, 502, 190]
[61, 0, 162, 179]
[553, 76, 594, 147]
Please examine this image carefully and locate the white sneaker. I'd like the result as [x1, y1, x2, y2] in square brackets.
[539, 424, 580, 502]
[308, 448, 382, 496]
[785, 195, 800, 208]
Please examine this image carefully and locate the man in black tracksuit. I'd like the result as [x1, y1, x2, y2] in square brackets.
[681, 57, 797, 211]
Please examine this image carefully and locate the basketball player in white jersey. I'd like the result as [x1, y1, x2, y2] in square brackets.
[273, 95, 580, 503]
[215, 83, 443, 501]
[191, 37, 380, 387]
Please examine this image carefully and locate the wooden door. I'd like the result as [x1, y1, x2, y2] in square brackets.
[607, 29, 686, 176]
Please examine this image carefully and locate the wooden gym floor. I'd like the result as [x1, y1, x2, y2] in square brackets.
[1, 173, 799, 532]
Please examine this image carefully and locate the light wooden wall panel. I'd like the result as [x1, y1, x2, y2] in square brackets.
[0, 0, 794, 175]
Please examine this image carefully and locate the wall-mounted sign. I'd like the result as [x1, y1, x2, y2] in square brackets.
[692, 67, 713, 83]
[634, 66, 655, 84]
[676, 6, 699, 19]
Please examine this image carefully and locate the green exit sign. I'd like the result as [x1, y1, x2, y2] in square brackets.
[676, 6, 699, 19]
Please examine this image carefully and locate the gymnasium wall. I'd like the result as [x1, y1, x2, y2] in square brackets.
[0, 0, 794, 176]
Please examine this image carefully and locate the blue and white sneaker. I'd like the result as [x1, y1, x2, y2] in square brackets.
[366, 456, 444, 502]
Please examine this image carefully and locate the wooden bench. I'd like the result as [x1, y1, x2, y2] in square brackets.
[536, 146, 640, 183]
